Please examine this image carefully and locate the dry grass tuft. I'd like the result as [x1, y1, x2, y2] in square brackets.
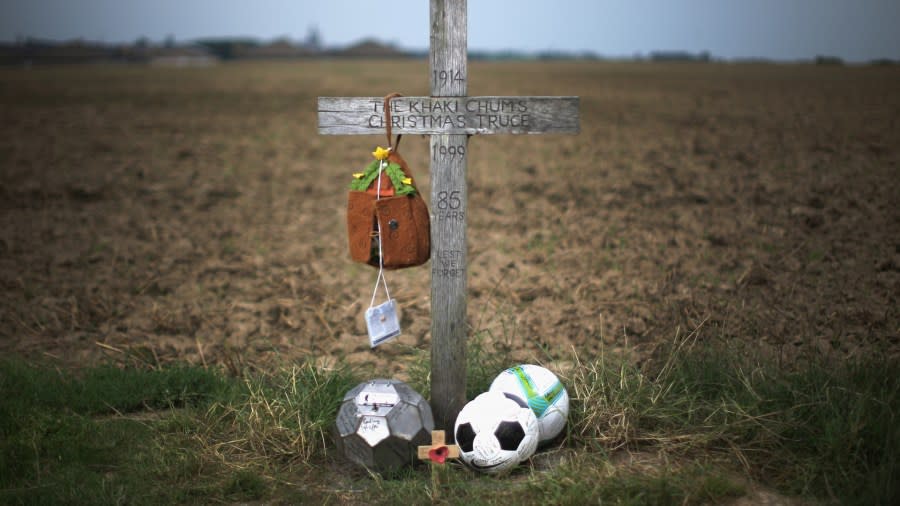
[198, 360, 357, 472]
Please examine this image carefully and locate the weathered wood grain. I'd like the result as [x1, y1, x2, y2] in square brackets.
[430, 0, 466, 97]
[429, 133, 468, 434]
[317, 96, 580, 135]
[429, 0, 468, 436]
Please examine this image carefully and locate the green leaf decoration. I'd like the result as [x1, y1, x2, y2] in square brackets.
[349, 159, 382, 191]
[385, 162, 417, 196]
[348, 159, 416, 196]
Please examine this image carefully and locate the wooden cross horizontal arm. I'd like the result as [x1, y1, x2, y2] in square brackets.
[318, 96, 580, 135]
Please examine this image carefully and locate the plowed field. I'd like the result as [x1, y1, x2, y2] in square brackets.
[2, 60, 898, 373]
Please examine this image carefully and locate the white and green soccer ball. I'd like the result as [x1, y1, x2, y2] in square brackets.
[489, 364, 569, 443]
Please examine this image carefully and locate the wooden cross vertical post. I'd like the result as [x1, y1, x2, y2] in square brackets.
[318, 0, 579, 433]
[429, 0, 469, 437]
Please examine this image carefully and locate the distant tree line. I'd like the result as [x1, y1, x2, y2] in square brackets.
[1, 36, 896, 66]
[649, 50, 711, 62]
[193, 38, 260, 60]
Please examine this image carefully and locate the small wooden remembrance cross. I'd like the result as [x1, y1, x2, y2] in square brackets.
[318, 0, 580, 433]
[417, 430, 460, 464]
[418, 430, 460, 499]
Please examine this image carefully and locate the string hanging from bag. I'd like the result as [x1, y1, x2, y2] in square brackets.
[363, 147, 401, 347]
[369, 157, 391, 307]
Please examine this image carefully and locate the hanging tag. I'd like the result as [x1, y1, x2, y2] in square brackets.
[365, 299, 401, 347]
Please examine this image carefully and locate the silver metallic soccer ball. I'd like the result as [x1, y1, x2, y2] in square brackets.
[334, 379, 434, 473]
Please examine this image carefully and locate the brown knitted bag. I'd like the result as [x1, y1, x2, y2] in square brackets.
[346, 93, 430, 269]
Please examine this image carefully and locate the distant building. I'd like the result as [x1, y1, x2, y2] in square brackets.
[304, 26, 322, 52]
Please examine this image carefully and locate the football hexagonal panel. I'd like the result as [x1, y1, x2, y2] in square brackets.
[495, 421, 525, 451]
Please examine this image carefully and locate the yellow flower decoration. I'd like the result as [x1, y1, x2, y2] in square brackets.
[352, 172, 365, 179]
[401, 177, 412, 185]
[372, 146, 391, 161]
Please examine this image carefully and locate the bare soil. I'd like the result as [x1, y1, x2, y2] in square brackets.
[1, 60, 898, 374]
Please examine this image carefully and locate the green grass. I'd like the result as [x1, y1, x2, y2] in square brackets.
[1, 344, 897, 505]
[0, 358, 356, 505]
[0, 359, 234, 505]
[526, 459, 746, 506]
[567, 341, 900, 505]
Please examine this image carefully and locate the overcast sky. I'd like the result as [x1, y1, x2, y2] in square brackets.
[1, 0, 898, 61]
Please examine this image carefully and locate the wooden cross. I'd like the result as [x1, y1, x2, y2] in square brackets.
[318, 0, 579, 433]
[418, 430, 460, 500]
[417, 430, 460, 464]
